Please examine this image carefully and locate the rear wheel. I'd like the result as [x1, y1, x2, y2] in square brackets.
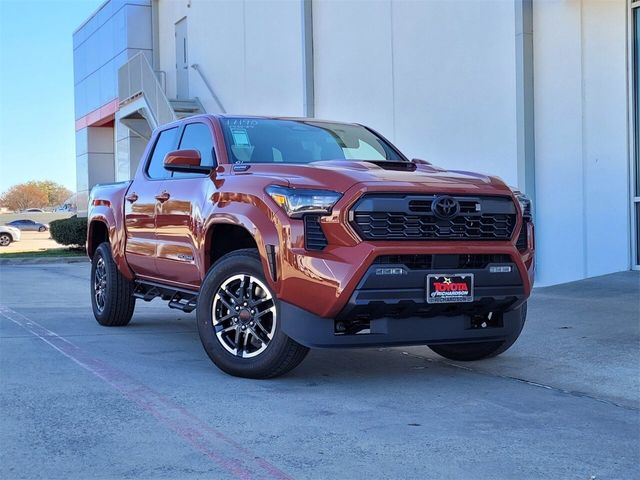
[0, 233, 11, 247]
[428, 303, 527, 361]
[91, 242, 136, 326]
[197, 249, 309, 379]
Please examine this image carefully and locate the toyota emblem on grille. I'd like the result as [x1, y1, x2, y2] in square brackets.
[432, 196, 460, 219]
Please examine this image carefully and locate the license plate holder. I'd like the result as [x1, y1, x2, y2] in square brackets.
[426, 273, 474, 304]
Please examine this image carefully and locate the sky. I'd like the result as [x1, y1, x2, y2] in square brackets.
[0, 0, 104, 194]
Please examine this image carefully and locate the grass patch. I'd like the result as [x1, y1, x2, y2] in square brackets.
[0, 248, 86, 258]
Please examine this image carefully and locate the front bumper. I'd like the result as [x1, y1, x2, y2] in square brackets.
[280, 254, 528, 348]
[281, 300, 526, 348]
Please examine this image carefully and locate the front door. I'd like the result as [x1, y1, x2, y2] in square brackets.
[175, 17, 189, 100]
[124, 126, 179, 278]
[155, 121, 217, 288]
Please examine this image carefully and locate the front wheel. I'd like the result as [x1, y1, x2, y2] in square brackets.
[38, 226, 46, 232]
[0, 233, 12, 247]
[90, 242, 136, 326]
[197, 249, 309, 379]
[428, 303, 527, 361]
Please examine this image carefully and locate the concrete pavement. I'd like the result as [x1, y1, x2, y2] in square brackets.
[0, 263, 638, 479]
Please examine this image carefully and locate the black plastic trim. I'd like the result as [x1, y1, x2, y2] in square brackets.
[304, 215, 328, 250]
[280, 300, 526, 349]
[265, 244, 278, 281]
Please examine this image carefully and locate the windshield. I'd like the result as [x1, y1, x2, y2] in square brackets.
[220, 118, 405, 164]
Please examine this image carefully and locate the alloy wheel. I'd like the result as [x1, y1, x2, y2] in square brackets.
[94, 257, 107, 313]
[212, 274, 276, 358]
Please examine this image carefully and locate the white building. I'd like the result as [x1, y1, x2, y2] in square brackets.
[73, 0, 638, 286]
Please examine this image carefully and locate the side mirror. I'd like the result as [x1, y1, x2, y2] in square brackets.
[164, 149, 212, 174]
[411, 158, 432, 165]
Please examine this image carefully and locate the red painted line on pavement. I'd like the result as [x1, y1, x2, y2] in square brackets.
[0, 305, 293, 480]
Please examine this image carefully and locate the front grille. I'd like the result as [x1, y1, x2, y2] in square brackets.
[351, 194, 517, 241]
[304, 215, 328, 250]
[374, 254, 512, 270]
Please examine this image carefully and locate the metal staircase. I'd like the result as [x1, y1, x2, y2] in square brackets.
[117, 53, 206, 140]
[169, 99, 205, 119]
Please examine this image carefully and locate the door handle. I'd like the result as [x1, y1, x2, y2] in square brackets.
[125, 193, 138, 203]
[155, 191, 171, 203]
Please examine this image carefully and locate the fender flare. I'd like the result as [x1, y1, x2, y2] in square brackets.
[88, 208, 135, 280]
[202, 206, 281, 289]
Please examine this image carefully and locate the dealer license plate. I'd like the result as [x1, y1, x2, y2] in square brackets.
[426, 274, 474, 304]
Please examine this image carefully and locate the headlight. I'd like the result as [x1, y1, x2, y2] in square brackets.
[266, 185, 342, 218]
[510, 188, 532, 219]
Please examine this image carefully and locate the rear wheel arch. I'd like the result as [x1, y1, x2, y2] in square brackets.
[88, 220, 109, 258]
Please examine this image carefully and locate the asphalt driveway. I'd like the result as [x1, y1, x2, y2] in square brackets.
[0, 263, 638, 479]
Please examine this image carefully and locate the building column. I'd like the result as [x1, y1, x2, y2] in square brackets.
[76, 126, 116, 216]
[515, 0, 536, 204]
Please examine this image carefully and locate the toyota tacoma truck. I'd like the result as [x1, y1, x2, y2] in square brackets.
[87, 114, 534, 378]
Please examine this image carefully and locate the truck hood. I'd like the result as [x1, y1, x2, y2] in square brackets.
[240, 160, 512, 195]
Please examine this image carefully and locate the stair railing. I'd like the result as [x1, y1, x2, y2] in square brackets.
[118, 52, 176, 127]
[191, 63, 226, 113]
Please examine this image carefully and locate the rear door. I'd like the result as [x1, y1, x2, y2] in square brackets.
[124, 126, 179, 279]
[154, 120, 216, 288]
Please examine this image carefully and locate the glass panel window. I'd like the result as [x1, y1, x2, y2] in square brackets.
[178, 123, 215, 167]
[635, 9, 640, 197]
[146, 127, 179, 180]
[636, 203, 640, 266]
[220, 118, 404, 165]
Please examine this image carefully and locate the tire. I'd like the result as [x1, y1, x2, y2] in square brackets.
[0, 233, 11, 247]
[197, 248, 309, 379]
[38, 226, 46, 232]
[428, 303, 527, 361]
[90, 242, 136, 326]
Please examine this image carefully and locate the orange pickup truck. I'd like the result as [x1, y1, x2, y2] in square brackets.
[87, 115, 534, 378]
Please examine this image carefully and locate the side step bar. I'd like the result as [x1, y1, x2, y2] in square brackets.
[133, 280, 199, 313]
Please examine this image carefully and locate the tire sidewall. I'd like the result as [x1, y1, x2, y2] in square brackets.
[196, 252, 291, 376]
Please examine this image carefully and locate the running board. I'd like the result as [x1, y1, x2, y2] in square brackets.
[133, 280, 199, 313]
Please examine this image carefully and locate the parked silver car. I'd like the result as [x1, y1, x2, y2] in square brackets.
[0, 226, 21, 246]
[5, 219, 49, 232]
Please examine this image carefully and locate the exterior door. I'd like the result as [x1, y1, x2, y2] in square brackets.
[175, 18, 189, 99]
[155, 121, 217, 288]
[124, 127, 179, 278]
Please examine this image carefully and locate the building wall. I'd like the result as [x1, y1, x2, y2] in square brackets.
[314, 0, 519, 186]
[73, 0, 153, 121]
[157, 0, 305, 116]
[532, 0, 629, 285]
[75, 126, 116, 211]
[73, 0, 153, 214]
[74, 0, 633, 285]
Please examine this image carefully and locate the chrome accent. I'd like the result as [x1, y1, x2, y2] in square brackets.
[212, 274, 276, 358]
[94, 257, 107, 313]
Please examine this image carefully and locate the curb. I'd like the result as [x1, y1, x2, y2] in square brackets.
[0, 256, 89, 266]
